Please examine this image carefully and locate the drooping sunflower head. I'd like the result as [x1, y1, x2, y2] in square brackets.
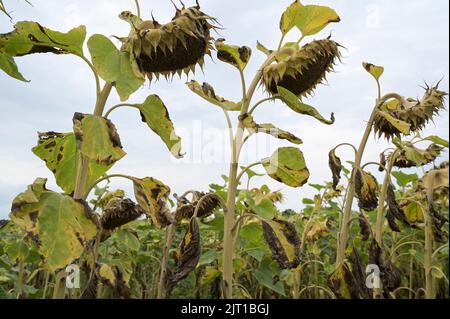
[374, 84, 448, 139]
[263, 39, 341, 98]
[121, 2, 217, 80]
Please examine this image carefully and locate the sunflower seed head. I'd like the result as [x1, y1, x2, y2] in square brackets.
[263, 39, 342, 98]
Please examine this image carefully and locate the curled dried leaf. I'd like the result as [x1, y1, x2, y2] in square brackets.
[215, 38, 252, 70]
[167, 218, 201, 291]
[393, 144, 443, 168]
[133, 177, 174, 229]
[385, 183, 415, 232]
[358, 213, 371, 241]
[262, 218, 301, 269]
[328, 149, 342, 190]
[355, 169, 379, 211]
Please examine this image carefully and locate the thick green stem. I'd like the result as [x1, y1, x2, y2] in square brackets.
[157, 224, 174, 299]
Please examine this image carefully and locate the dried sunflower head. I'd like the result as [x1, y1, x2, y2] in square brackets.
[121, 2, 217, 80]
[100, 197, 144, 231]
[374, 85, 447, 139]
[263, 39, 341, 97]
[174, 191, 220, 221]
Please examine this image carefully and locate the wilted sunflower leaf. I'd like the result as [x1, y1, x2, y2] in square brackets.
[0, 53, 28, 81]
[391, 171, 418, 188]
[277, 86, 335, 124]
[376, 111, 411, 135]
[394, 144, 443, 168]
[0, 21, 86, 57]
[354, 169, 379, 211]
[73, 113, 126, 166]
[246, 195, 277, 220]
[358, 213, 371, 241]
[402, 201, 424, 224]
[240, 113, 303, 145]
[261, 218, 301, 269]
[280, 1, 340, 36]
[131, 95, 183, 158]
[215, 39, 252, 71]
[253, 267, 286, 296]
[423, 136, 449, 148]
[132, 177, 173, 229]
[167, 218, 201, 291]
[386, 183, 414, 232]
[32, 132, 113, 195]
[200, 266, 221, 286]
[262, 147, 310, 188]
[327, 261, 359, 299]
[87, 34, 144, 101]
[37, 191, 97, 271]
[328, 148, 342, 190]
[305, 219, 330, 242]
[98, 264, 131, 299]
[187, 80, 242, 111]
[362, 62, 384, 81]
[5, 241, 29, 263]
[256, 41, 272, 57]
[9, 178, 47, 235]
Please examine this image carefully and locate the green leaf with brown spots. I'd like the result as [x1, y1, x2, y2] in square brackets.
[73, 113, 126, 166]
[132, 95, 183, 158]
[262, 147, 310, 188]
[187, 80, 242, 111]
[87, 34, 144, 101]
[9, 178, 47, 235]
[277, 86, 335, 125]
[215, 39, 252, 71]
[0, 21, 86, 57]
[37, 191, 97, 271]
[132, 177, 173, 229]
[363, 62, 384, 81]
[32, 132, 113, 195]
[0, 53, 28, 81]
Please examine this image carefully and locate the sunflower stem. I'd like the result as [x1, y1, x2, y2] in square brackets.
[157, 224, 174, 299]
[222, 52, 277, 299]
[335, 92, 401, 267]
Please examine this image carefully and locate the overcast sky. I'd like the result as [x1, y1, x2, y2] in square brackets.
[0, 0, 449, 218]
